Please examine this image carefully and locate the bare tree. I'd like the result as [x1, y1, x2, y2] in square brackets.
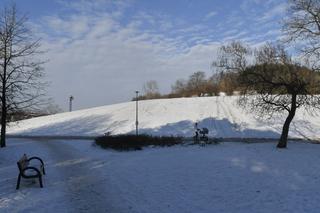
[205, 75, 220, 96]
[217, 72, 240, 95]
[239, 44, 320, 148]
[171, 79, 187, 96]
[188, 71, 206, 96]
[143, 80, 160, 99]
[0, 5, 46, 147]
[283, 0, 320, 69]
[212, 41, 251, 95]
[212, 41, 251, 73]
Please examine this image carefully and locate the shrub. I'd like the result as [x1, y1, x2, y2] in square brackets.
[95, 134, 183, 151]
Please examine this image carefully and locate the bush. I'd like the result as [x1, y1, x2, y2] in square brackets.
[95, 134, 183, 151]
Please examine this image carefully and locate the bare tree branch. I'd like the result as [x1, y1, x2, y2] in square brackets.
[0, 4, 47, 147]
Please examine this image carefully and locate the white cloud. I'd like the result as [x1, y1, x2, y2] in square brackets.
[204, 11, 217, 20]
[37, 7, 219, 110]
[32, 0, 286, 110]
[258, 3, 287, 23]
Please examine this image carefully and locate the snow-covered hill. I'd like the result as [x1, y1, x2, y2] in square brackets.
[7, 96, 320, 140]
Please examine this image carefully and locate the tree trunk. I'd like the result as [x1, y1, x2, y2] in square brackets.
[1, 52, 7, 148]
[277, 94, 297, 148]
[0, 104, 6, 148]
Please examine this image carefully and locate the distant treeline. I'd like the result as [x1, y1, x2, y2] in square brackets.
[133, 71, 240, 101]
[5, 103, 62, 122]
[134, 65, 320, 101]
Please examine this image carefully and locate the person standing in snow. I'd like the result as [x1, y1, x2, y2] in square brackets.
[194, 122, 199, 140]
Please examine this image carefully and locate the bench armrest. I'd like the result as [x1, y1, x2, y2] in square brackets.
[22, 166, 41, 176]
[28, 156, 44, 166]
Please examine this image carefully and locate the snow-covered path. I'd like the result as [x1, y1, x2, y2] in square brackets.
[35, 140, 114, 212]
[0, 139, 126, 213]
[2, 138, 320, 213]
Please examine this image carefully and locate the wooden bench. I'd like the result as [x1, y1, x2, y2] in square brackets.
[16, 154, 46, 190]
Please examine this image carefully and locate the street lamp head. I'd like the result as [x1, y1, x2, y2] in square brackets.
[69, 95, 74, 112]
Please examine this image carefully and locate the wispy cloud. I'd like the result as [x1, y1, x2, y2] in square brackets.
[257, 3, 287, 23]
[29, 0, 287, 110]
[35, 2, 221, 109]
[204, 11, 217, 20]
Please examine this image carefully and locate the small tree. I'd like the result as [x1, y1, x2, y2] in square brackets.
[218, 72, 240, 95]
[239, 44, 320, 148]
[212, 41, 251, 95]
[0, 5, 45, 147]
[187, 71, 206, 96]
[143, 80, 160, 99]
[213, 41, 320, 148]
[212, 41, 251, 73]
[171, 79, 187, 96]
[204, 75, 220, 96]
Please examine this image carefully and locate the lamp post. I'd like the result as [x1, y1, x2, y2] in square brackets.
[135, 91, 139, 136]
[69, 95, 74, 112]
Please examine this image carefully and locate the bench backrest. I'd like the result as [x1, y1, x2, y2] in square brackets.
[17, 154, 29, 172]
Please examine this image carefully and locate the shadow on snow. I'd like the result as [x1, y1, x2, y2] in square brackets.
[131, 117, 281, 138]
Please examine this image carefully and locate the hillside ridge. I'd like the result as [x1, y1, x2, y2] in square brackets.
[7, 96, 320, 140]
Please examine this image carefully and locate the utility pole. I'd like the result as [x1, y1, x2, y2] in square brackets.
[135, 91, 139, 136]
[69, 95, 74, 112]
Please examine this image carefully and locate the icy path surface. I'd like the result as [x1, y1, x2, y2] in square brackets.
[1, 139, 320, 213]
[0, 139, 127, 213]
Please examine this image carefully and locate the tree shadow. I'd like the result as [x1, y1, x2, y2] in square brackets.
[10, 115, 315, 140]
[9, 115, 128, 137]
[131, 117, 281, 138]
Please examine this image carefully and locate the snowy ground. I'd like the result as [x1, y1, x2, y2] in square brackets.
[1, 138, 320, 213]
[7, 96, 320, 140]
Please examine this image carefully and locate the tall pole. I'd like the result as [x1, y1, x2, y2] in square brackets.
[69, 95, 74, 112]
[135, 91, 139, 136]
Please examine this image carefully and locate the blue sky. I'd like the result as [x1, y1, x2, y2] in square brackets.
[0, 0, 287, 110]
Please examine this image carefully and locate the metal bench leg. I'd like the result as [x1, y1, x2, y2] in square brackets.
[42, 166, 46, 175]
[16, 174, 21, 190]
[39, 176, 43, 188]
